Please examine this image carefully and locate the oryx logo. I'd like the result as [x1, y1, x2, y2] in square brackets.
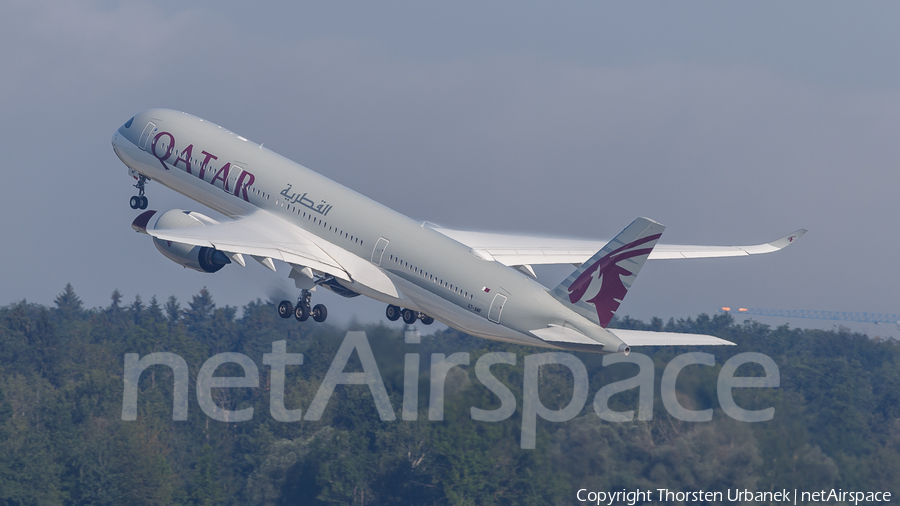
[567, 234, 661, 327]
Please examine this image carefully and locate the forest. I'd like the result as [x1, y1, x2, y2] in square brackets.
[0, 284, 897, 505]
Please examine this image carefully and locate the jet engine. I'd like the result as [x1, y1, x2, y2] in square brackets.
[132, 209, 232, 273]
[319, 277, 360, 298]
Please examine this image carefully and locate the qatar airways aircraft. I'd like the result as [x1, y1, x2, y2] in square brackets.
[111, 109, 805, 354]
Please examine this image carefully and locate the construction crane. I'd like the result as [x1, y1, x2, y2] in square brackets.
[721, 307, 900, 329]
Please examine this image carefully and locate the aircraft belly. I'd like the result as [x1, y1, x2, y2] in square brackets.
[389, 274, 549, 348]
[337, 278, 409, 308]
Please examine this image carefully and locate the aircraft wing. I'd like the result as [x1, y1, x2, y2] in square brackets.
[134, 209, 400, 297]
[433, 227, 806, 268]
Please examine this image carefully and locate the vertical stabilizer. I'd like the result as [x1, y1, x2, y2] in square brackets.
[552, 217, 664, 327]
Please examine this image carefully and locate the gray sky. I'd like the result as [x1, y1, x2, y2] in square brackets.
[2, 1, 898, 332]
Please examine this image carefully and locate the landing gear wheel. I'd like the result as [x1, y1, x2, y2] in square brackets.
[294, 304, 310, 322]
[401, 308, 417, 325]
[130, 174, 149, 210]
[386, 305, 401, 321]
[277, 300, 294, 318]
[312, 304, 328, 323]
[420, 315, 435, 325]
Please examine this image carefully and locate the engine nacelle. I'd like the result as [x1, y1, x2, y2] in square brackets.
[320, 277, 361, 298]
[154, 240, 231, 273]
[134, 209, 232, 273]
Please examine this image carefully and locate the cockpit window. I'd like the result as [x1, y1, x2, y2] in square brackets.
[124, 117, 134, 129]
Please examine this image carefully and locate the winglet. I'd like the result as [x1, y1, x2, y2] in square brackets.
[739, 229, 808, 255]
[768, 229, 807, 249]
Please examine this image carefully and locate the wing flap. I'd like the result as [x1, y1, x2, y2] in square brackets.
[142, 209, 401, 297]
[144, 210, 351, 281]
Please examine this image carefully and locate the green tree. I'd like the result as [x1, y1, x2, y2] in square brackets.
[192, 444, 224, 506]
[54, 282, 84, 320]
[165, 295, 181, 322]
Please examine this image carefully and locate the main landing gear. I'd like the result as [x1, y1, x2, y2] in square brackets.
[130, 174, 149, 210]
[386, 304, 434, 325]
[278, 289, 327, 323]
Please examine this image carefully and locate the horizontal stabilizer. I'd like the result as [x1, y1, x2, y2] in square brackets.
[530, 325, 631, 354]
[530, 325, 601, 346]
[609, 329, 735, 346]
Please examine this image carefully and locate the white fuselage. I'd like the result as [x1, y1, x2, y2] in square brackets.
[112, 109, 625, 352]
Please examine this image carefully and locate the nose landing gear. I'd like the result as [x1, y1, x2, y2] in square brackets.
[130, 174, 149, 210]
[278, 289, 328, 323]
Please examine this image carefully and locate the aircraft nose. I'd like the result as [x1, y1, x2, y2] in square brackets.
[111, 130, 124, 159]
[111, 132, 124, 167]
[112, 115, 135, 153]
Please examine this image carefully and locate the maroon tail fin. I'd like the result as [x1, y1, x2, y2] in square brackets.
[551, 217, 664, 327]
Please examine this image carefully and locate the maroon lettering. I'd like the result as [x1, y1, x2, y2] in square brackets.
[210, 162, 231, 191]
[150, 132, 175, 170]
[198, 150, 218, 180]
[149, 132, 257, 203]
[173, 143, 194, 174]
[234, 170, 256, 202]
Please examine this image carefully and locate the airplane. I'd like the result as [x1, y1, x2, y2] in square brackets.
[111, 109, 805, 354]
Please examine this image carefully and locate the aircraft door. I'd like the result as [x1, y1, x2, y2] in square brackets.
[139, 122, 157, 151]
[227, 165, 244, 193]
[371, 237, 389, 266]
[488, 293, 508, 323]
